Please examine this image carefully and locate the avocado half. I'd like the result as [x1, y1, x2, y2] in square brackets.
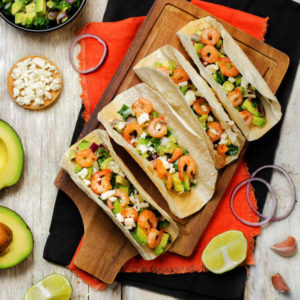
[0, 206, 33, 269]
[0, 120, 24, 191]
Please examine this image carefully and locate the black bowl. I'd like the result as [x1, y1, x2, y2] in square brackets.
[0, 0, 86, 33]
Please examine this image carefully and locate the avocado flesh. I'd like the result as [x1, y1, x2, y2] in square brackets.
[183, 174, 190, 192]
[154, 233, 170, 255]
[77, 140, 92, 151]
[241, 99, 260, 117]
[36, 0, 46, 14]
[0, 121, 24, 191]
[11, 0, 24, 15]
[0, 206, 33, 269]
[252, 115, 266, 127]
[113, 200, 122, 215]
[132, 226, 147, 246]
[15, 12, 24, 24]
[26, 2, 36, 13]
[25, 12, 36, 25]
[100, 157, 113, 170]
[115, 175, 128, 186]
[118, 183, 130, 195]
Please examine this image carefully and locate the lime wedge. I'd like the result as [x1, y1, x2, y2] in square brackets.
[24, 274, 72, 300]
[202, 230, 248, 274]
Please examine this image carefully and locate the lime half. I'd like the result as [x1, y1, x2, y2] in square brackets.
[202, 230, 248, 274]
[24, 273, 72, 300]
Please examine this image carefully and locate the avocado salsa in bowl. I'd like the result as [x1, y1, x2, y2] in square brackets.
[0, 0, 86, 32]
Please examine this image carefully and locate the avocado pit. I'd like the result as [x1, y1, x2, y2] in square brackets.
[0, 222, 13, 255]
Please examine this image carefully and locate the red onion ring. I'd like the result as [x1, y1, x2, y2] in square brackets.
[69, 33, 108, 74]
[246, 165, 296, 221]
[230, 177, 277, 226]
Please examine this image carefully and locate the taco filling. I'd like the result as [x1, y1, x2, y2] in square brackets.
[154, 60, 239, 162]
[189, 27, 267, 129]
[112, 98, 198, 195]
[70, 139, 172, 254]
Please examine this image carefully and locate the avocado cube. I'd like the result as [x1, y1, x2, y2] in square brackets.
[115, 175, 128, 186]
[132, 226, 148, 246]
[77, 140, 92, 151]
[172, 173, 184, 193]
[15, 12, 24, 24]
[112, 200, 122, 215]
[21, 13, 27, 26]
[180, 86, 189, 95]
[11, 0, 24, 15]
[194, 43, 205, 57]
[197, 114, 209, 130]
[183, 174, 190, 192]
[100, 157, 113, 170]
[154, 233, 170, 255]
[85, 167, 93, 180]
[36, 0, 46, 15]
[252, 115, 266, 127]
[152, 111, 159, 119]
[241, 99, 260, 117]
[26, 2, 36, 13]
[25, 12, 36, 25]
[74, 164, 82, 174]
[118, 183, 130, 195]
[222, 81, 235, 93]
[68, 149, 77, 161]
[46, 0, 55, 8]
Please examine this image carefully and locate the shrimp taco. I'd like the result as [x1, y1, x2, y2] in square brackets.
[177, 16, 282, 141]
[133, 45, 245, 169]
[98, 83, 217, 219]
[60, 129, 179, 260]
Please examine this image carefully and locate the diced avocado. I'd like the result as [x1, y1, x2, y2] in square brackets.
[162, 60, 177, 74]
[74, 164, 82, 174]
[118, 183, 130, 195]
[36, 0, 46, 15]
[154, 62, 162, 68]
[197, 114, 209, 130]
[167, 134, 177, 144]
[69, 149, 77, 161]
[115, 175, 128, 186]
[85, 167, 93, 180]
[158, 220, 170, 230]
[241, 99, 260, 117]
[11, 0, 24, 15]
[183, 174, 190, 192]
[15, 12, 24, 24]
[152, 111, 159, 119]
[235, 76, 242, 87]
[252, 116, 266, 127]
[21, 13, 27, 26]
[113, 200, 122, 215]
[100, 157, 113, 170]
[216, 39, 223, 49]
[222, 81, 235, 93]
[180, 86, 189, 95]
[172, 173, 184, 193]
[195, 29, 202, 36]
[136, 138, 150, 156]
[46, 0, 55, 8]
[154, 233, 170, 255]
[157, 142, 177, 156]
[25, 12, 36, 25]
[194, 43, 205, 57]
[77, 140, 92, 151]
[132, 226, 148, 246]
[26, 3, 36, 13]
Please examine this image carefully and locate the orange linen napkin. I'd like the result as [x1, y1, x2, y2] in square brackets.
[68, 0, 268, 290]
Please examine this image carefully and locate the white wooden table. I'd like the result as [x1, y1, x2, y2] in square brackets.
[0, 0, 299, 299]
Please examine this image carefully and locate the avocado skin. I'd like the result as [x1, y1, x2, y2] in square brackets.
[0, 120, 24, 191]
[132, 226, 147, 246]
[154, 233, 170, 255]
[0, 206, 33, 269]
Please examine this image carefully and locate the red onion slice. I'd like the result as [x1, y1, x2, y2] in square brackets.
[230, 177, 277, 226]
[69, 34, 108, 74]
[246, 165, 296, 221]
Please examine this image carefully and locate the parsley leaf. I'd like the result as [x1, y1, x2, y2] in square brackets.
[226, 144, 239, 156]
[118, 104, 132, 120]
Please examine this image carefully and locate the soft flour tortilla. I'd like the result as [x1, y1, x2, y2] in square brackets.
[60, 129, 179, 260]
[98, 83, 218, 219]
[177, 16, 282, 141]
[133, 45, 245, 169]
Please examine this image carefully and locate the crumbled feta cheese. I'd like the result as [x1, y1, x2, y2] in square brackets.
[83, 179, 91, 186]
[228, 77, 236, 83]
[77, 168, 89, 179]
[209, 128, 218, 135]
[137, 112, 150, 124]
[241, 76, 249, 89]
[178, 81, 188, 87]
[184, 90, 196, 106]
[130, 138, 137, 145]
[116, 121, 126, 131]
[160, 156, 172, 169]
[116, 213, 124, 223]
[109, 196, 117, 202]
[108, 161, 125, 177]
[207, 115, 214, 122]
[124, 217, 136, 230]
[13, 88, 20, 98]
[137, 144, 148, 155]
[205, 64, 219, 74]
[32, 57, 46, 69]
[33, 98, 44, 107]
[101, 190, 116, 200]
[140, 132, 147, 139]
[148, 146, 156, 154]
[169, 167, 175, 174]
[44, 91, 52, 100]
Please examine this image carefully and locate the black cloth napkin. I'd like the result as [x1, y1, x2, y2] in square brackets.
[43, 0, 300, 299]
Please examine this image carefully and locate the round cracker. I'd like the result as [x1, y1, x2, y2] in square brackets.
[7, 55, 62, 110]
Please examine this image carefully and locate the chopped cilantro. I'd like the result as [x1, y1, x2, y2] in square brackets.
[158, 220, 170, 230]
[118, 104, 132, 120]
[226, 144, 239, 156]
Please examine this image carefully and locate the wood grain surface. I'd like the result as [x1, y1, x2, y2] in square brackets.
[55, 0, 289, 284]
[0, 0, 299, 299]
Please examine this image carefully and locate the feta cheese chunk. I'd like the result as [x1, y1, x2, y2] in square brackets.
[124, 217, 136, 230]
[205, 63, 219, 74]
[178, 81, 188, 87]
[184, 90, 196, 106]
[115, 121, 126, 131]
[207, 115, 214, 122]
[137, 144, 148, 155]
[108, 161, 125, 177]
[137, 112, 150, 124]
[228, 77, 236, 83]
[116, 213, 124, 223]
[83, 179, 91, 186]
[100, 190, 116, 200]
[140, 132, 147, 139]
[77, 168, 89, 179]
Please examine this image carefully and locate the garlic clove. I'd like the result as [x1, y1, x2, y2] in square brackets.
[271, 273, 290, 293]
[270, 236, 297, 257]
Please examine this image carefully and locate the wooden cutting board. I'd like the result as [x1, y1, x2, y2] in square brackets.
[55, 0, 289, 284]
